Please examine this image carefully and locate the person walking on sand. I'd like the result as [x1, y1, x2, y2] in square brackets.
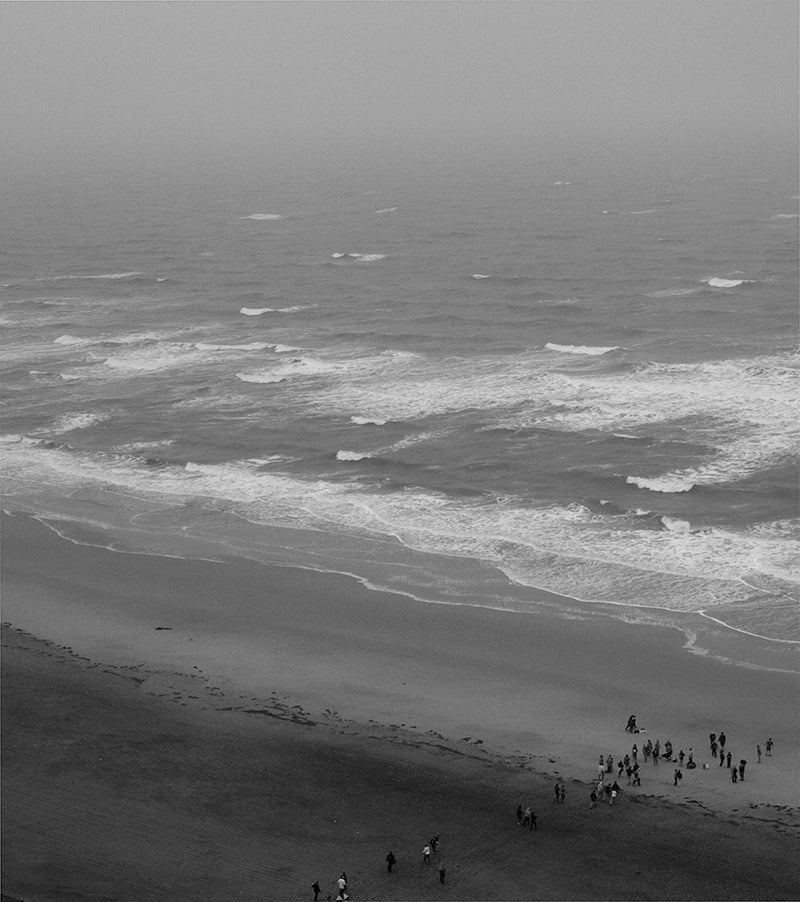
[719, 731, 726, 750]
[610, 787, 618, 805]
[559, 781, 566, 803]
[522, 806, 531, 827]
[312, 881, 321, 901]
[726, 751, 732, 769]
[590, 789, 598, 808]
[709, 732, 716, 749]
[529, 808, 538, 831]
[710, 740, 717, 758]
[554, 781, 561, 803]
[720, 747, 726, 766]
[731, 766, 738, 783]
[757, 744, 762, 763]
[674, 767, 683, 786]
[632, 764, 641, 786]
[423, 844, 432, 864]
[516, 804, 523, 824]
[438, 864, 446, 884]
[766, 737, 773, 756]
[679, 749, 686, 765]
[386, 851, 396, 873]
[739, 759, 747, 781]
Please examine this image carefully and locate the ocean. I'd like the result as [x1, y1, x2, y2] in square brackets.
[2, 146, 798, 653]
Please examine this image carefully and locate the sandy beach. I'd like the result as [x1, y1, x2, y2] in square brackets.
[2, 510, 799, 901]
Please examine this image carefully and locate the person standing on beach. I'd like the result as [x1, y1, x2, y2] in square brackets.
[522, 806, 531, 827]
[606, 754, 614, 774]
[757, 744, 762, 763]
[739, 760, 747, 781]
[559, 782, 566, 803]
[516, 804, 523, 824]
[529, 809, 538, 831]
[386, 851, 396, 873]
[312, 880, 321, 901]
[720, 747, 725, 766]
[674, 768, 683, 786]
[590, 789, 598, 808]
[438, 864, 446, 884]
[709, 732, 716, 749]
[726, 751, 732, 769]
[710, 740, 717, 758]
[554, 781, 560, 803]
[423, 844, 431, 864]
[731, 766, 738, 783]
[766, 737, 773, 756]
[719, 731, 726, 750]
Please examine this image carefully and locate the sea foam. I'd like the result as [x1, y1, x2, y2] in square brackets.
[545, 342, 621, 356]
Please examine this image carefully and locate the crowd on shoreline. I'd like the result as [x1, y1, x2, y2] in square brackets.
[308, 717, 778, 900]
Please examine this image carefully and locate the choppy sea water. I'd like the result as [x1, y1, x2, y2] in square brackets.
[2, 149, 798, 651]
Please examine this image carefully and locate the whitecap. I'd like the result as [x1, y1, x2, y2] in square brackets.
[626, 474, 696, 493]
[545, 342, 621, 356]
[350, 416, 389, 426]
[241, 213, 282, 220]
[331, 253, 386, 262]
[50, 411, 110, 433]
[54, 335, 90, 345]
[274, 344, 301, 353]
[336, 450, 376, 461]
[703, 277, 752, 288]
[472, 274, 491, 279]
[661, 516, 692, 534]
[372, 206, 398, 214]
[235, 372, 287, 384]
[239, 307, 274, 316]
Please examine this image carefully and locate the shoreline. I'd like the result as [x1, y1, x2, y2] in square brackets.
[2, 509, 800, 899]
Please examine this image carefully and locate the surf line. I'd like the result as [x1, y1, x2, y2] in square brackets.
[697, 609, 800, 645]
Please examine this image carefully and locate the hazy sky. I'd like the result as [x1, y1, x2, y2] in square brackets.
[1, 1, 797, 169]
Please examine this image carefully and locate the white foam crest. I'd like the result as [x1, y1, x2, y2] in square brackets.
[240, 307, 273, 316]
[241, 213, 282, 220]
[545, 342, 621, 356]
[49, 411, 111, 434]
[40, 271, 143, 282]
[3, 439, 797, 615]
[661, 515, 692, 533]
[235, 372, 287, 384]
[102, 343, 205, 374]
[274, 344, 301, 353]
[627, 474, 696, 493]
[372, 207, 398, 214]
[336, 450, 376, 461]
[112, 440, 176, 453]
[472, 274, 491, 279]
[350, 416, 390, 426]
[331, 253, 386, 262]
[54, 335, 90, 346]
[704, 277, 753, 288]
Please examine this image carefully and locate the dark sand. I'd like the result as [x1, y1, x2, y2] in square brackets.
[2, 512, 799, 900]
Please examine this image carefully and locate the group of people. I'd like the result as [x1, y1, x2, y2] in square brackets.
[311, 837, 446, 902]
[598, 717, 776, 800]
[515, 803, 538, 830]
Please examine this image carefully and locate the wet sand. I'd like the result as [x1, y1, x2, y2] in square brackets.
[2, 511, 799, 900]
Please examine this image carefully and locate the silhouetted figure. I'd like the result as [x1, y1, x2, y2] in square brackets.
[438, 864, 446, 884]
[312, 881, 321, 901]
[719, 731, 726, 750]
[739, 760, 747, 781]
[757, 744, 762, 763]
[386, 851, 396, 873]
[516, 804, 523, 824]
[766, 737, 774, 756]
[726, 751, 732, 769]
